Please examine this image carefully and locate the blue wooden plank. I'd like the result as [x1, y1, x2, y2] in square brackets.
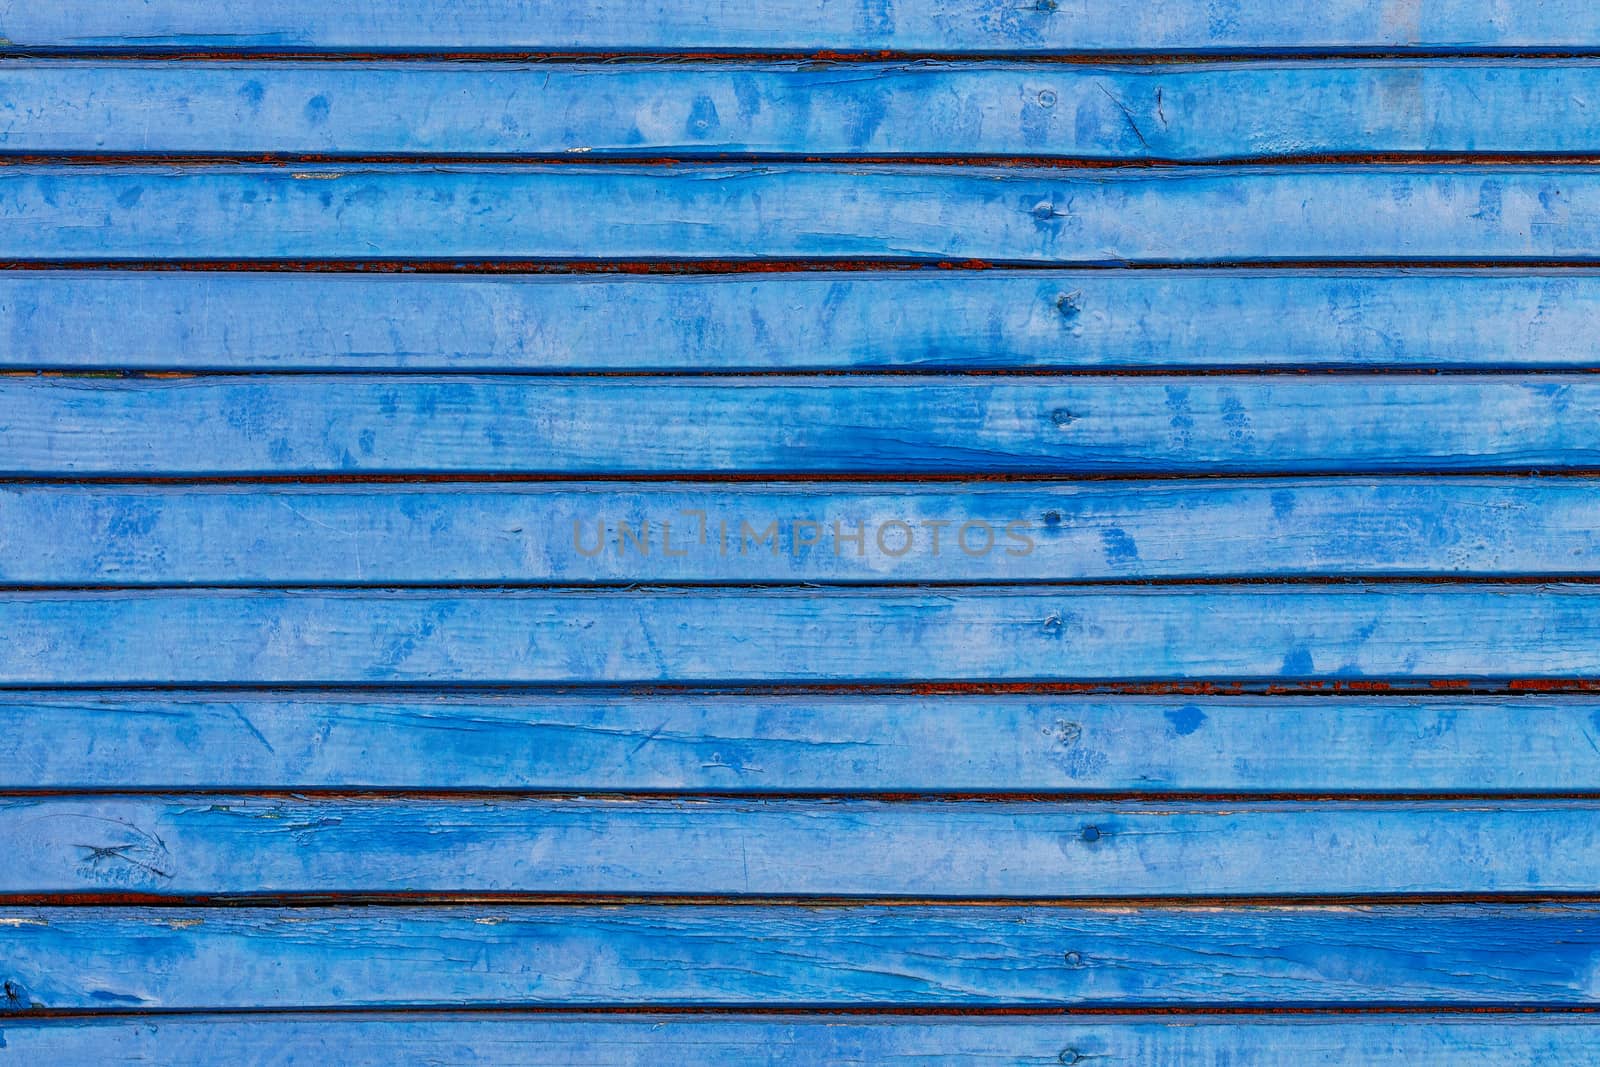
[2, 480, 1595, 584]
[10, 164, 1600, 262]
[7, 269, 1600, 372]
[5, 376, 1599, 475]
[4, 0, 1600, 53]
[7, 692, 1599, 792]
[2, 586, 1600, 685]
[1, 1014, 1596, 1067]
[7, 795, 1600, 896]
[10, 60, 1600, 159]
[7, 903, 1600, 1008]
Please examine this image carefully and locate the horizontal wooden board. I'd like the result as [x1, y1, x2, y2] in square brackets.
[8, 796, 1600, 896]
[3, 480, 1595, 584]
[6, 376, 1600, 476]
[4, 586, 1600, 685]
[8, 692, 1600, 792]
[9, 269, 1600, 372]
[4, 0, 1600, 54]
[8, 903, 1600, 1008]
[12, 60, 1600, 160]
[3, 1015, 1597, 1067]
[11, 164, 1600, 262]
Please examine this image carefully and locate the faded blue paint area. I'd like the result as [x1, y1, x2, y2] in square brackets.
[10, 164, 1600, 261]
[5, 904, 1600, 1008]
[6, 794, 1600, 896]
[5, 0, 1600, 52]
[1, 1014, 1595, 1066]
[4, 375, 1600, 475]
[7, 269, 1600, 370]
[0, 586, 1596, 685]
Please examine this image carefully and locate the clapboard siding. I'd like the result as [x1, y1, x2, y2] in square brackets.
[9, 269, 1600, 372]
[12, 60, 1600, 160]
[4, 0, 1600, 53]
[7, 3, 1600, 1056]
[12, 165, 1600, 263]
[6, 1015, 1598, 1067]
[7, 904, 1600, 1008]
[8, 693, 1600, 793]
[8, 376, 1600, 476]
[2, 480, 1594, 584]
[7, 796, 1600, 897]
[3, 586, 1600, 685]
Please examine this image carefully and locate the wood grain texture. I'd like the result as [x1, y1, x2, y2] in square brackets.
[11, 60, 1600, 160]
[7, 903, 1600, 1008]
[4, 1014, 1597, 1066]
[7, 376, 1600, 476]
[11, 1, 1600, 1043]
[10, 164, 1600, 263]
[7, 795, 1600, 896]
[4, 586, 1600, 685]
[8, 269, 1600, 372]
[4, 0, 1600, 53]
[7, 692, 1600, 792]
[2, 480, 1595, 584]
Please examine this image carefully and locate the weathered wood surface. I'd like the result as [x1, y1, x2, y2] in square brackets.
[10, 60, 1600, 160]
[6, 796, 1600, 896]
[11, 165, 1600, 263]
[7, 376, 1600, 475]
[3, 586, 1600, 685]
[9, 1, 1600, 1051]
[4, 1013, 1595, 1067]
[4, 0, 1600, 53]
[6, 692, 1599, 792]
[8, 269, 1600, 372]
[7, 903, 1600, 1008]
[2, 480, 1594, 584]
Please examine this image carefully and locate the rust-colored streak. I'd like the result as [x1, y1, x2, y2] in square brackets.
[6, 788, 1596, 802]
[10, 152, 1600, 168]
[7, 48, 1600, 63]
[7, 890, 1600, 908]
[5, 1002, 1600, 1020]
[12, 258, 1600, 275]
[7, 470, 1600, 486]
[5, 680, 1600, 697]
